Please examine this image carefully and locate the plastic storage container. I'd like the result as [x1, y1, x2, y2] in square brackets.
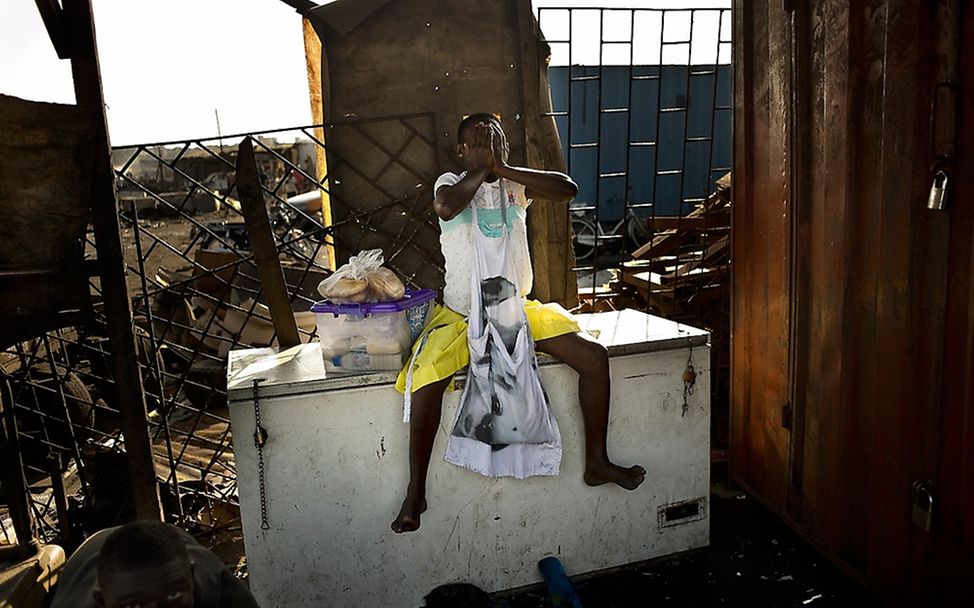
[311, 288, 436, 374]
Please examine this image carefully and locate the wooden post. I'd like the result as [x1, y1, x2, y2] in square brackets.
[512, 0, 578, 308]
[303, 16, 335, 270]
[33, 0, 71, 58]
[236, 137, 303, 349]
[66, 0, 162, 520]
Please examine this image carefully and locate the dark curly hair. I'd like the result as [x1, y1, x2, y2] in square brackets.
[424, 582, 491, 607]
[97, 521, 190, 585]
[457, 112, 502, 143]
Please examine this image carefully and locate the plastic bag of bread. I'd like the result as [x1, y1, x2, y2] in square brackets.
[317, 249, 381, 303]
[316, 249, 406, 303]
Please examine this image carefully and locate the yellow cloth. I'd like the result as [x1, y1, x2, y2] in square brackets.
[395, 300, 580, 394]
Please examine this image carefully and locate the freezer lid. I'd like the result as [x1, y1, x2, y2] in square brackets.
[226, 309, 708, 403]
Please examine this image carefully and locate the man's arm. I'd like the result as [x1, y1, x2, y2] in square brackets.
[433, 166, 490, 221]
[495, 164, 578, 202]
[489, 122, 578, 202]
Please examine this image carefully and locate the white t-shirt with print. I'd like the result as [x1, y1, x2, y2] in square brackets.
[435, 172, 533, 316]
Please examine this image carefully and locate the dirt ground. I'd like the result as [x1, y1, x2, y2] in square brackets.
[118, 209, 238, 296]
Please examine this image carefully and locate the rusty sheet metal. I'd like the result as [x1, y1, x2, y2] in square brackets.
[0, 95, 94, 347]
[733, 0, 973, 603]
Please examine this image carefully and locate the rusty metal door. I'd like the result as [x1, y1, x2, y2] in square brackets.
[733, 1, 973, 603]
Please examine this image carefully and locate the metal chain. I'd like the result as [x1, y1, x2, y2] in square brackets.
[252, 378, 270, 530]
[681, 343, 696, 417]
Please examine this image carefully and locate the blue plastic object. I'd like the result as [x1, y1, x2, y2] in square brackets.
[538, 556, 583, 608]
[310, 288, 436, 316]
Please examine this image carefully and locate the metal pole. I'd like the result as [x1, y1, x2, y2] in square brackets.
[215, 108, 224, 154]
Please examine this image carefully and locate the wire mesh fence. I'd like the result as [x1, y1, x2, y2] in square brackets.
[1, 116, 442, 565]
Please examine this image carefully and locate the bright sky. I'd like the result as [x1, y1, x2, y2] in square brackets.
[1, 0, 730, 147]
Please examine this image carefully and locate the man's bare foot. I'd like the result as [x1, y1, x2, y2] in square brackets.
[391, 496, 428, 534]
[584, 463, 646, 490]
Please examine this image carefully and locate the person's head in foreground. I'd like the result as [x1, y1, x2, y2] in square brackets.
[93, 521, 194, 608]
[424, 582, 491, 607]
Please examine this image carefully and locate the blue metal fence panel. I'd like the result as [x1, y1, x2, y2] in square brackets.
[549, 64, 731, 220]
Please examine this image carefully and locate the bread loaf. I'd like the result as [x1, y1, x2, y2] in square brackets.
[368, 267, 405, 301]
[322, 276, 368, 299]
[345, 287, 372, 303]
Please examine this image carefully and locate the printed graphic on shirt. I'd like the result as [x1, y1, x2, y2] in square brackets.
[441, 206, 526, 238]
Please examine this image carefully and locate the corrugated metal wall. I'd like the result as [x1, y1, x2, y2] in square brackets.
[732, 1, 973, 603]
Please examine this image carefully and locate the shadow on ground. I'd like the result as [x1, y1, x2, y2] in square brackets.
[487, 488, 883, 608]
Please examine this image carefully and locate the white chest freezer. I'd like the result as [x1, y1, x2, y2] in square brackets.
[227, 309, 710, 607]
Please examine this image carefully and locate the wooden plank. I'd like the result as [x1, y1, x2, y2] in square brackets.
[674, 235, 729, 276]
[302, 16, 335, 271]
[649, 213, 730, 231]
[658, 266, 727, 287]
[236, 137, 302, 349]
[619, 277, 676, 316]
[730, 0, 793, 509]
[798, 0, 847, 554]
[785, 0, 817, 522]
[67, 0, 161, 521]
[33, 0, 71, 58]
[835, 0, 885, 576]
[730, 0, 755, 491]
[759, 0, 795, 511]
[681, 282, 729, 307]
[868, 1, 929, 597]
[632, 199, 719, 259]
[626, 256, 699, 275]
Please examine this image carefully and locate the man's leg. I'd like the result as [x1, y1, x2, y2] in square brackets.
[535, 332, 645, 490]
[391, 376, 452, 533]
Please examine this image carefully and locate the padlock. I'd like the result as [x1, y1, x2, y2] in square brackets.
[927, 170, 949, 210]
[254, 425, 268, 448]
[911, 480, 934, 532]
[682, 363, 696, 385]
